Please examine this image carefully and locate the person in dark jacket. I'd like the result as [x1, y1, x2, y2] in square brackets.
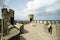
[48, 24, 52, 34]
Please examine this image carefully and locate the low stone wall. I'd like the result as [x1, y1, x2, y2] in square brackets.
[34, 21, 59, 24]
[9, 33, 20, 40]
[20, 25, 24, 34]
[3, 28, 20, 40]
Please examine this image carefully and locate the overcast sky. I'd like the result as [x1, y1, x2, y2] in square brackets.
[0, 0, 60, 20]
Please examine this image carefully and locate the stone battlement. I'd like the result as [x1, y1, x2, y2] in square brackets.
[32, 20, 59, 24]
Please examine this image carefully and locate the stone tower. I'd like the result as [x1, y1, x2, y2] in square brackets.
[9, 9, 14, 25]
[1, 8, 14, 36]
[28, 14, 34, 22]
[1, 8, 8, 36]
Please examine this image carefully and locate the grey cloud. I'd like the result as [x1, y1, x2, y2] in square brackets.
[33, 0, 60, 14]
[34, 9, 60, 20]
[34, 0, 60, 20]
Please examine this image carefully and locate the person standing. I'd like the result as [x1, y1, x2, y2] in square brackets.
[48, 24, 52, 34]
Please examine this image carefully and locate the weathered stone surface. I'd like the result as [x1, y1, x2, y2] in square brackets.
[1, 8, 8, 36]
[20, 22, 60, 40]
[28, 14, 34, 22]
[3, 28, 20, 40]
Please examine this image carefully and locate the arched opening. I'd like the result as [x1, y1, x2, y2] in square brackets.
[30, 18, 33, 22]
[10, 17, 14, 25]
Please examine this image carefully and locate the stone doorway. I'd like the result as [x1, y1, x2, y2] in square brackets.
[30, 18, 32, 22]
[10, 17, 14, 25]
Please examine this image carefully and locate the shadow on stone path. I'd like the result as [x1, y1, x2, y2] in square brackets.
[20, 36, 26, 40]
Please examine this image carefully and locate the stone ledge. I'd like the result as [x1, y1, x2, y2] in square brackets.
[3, 28, 20, 40]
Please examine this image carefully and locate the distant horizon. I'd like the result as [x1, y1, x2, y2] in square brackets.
[0, 18, 60, 21]
[15, 19, 60, 21]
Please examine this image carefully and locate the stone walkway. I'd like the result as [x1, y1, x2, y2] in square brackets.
[0, 33, 2, 40]
[20, 22, 57, 40]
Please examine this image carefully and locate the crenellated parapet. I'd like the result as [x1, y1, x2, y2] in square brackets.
[1, 8, 15, 36]
[1, 8, 8, 15]
[9, 9, 14, 17]
[9, 9, 14, 25]
[34, 20, 59, 24]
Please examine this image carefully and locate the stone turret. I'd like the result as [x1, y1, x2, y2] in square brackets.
[28, 14, 34, 22]
[1, 8, 8, 36]
[1, 8, 15, 36]
[9, 9, 14, 25]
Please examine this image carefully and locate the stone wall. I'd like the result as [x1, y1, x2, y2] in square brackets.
[1, 8, 14, 36]
[33, 20, 59, 24]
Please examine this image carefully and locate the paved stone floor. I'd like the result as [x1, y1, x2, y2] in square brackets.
[0, 33, 2, 40]
[20, 22, 57, 40]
